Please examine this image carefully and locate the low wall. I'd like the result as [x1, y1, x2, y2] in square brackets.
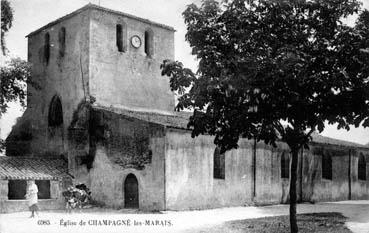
[0, 199, 65, 213]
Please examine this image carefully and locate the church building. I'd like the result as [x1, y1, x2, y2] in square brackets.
[3, 4, 369, 212]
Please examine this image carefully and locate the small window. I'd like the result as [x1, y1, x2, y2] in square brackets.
[281, 152, 290, 179]
[35, 180, 51, 199]
[58, 27, 66, 57]
[144, 29, 154, 57]
[322, 153, 332, 180]
[8, 180, 27, 200]
[116, 24, 123, 52]
[44, 32, 50, 65]
[116, 22, 127, 52]
[358, 154, 366, 181]
[214, 147, 225, 179]
[48, 95, 63, 127]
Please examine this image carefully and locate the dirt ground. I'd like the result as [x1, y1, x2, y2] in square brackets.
[1, 201, 369, 233]
[183, 212, 352, 233]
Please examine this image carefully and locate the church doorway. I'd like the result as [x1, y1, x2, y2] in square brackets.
[124, 174, 139, 208]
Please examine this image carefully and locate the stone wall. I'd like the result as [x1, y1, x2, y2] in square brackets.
[88, 8, 175, 113]
[73, 109, 167, 210]
[165, 129, 251, 210]
[301, 144, 369, 202]
[164, 128, 369, 210]
[6, 10, 90, 157]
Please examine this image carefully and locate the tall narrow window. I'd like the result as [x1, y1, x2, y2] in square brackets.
[116, 24, 123, 52]
[322, 153, 332, 180]
[48, 95, 63, 127]
[44, 32, 50, 65]
[281, 152, 290, 179]
[358, 154, 366, 181]
[58, 27, 66, 57]
[116, 22, 127, 52]
[214, 147, 225, 179]
[144, 29, 154, 57]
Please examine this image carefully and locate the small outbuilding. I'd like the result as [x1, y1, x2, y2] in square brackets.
[0, 156, 72, 213]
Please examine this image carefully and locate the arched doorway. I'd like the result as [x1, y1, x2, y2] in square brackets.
[124, 174, 139, 208]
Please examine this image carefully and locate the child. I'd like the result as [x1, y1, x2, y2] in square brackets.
[25, 180, 39, 218]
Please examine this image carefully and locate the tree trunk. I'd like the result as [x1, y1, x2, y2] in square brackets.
[290, 147, 299, 233]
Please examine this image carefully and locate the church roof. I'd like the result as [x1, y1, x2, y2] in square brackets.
[27, 3, 175, 37]
[0, 157, 71, 180]
[310, 132, 368, 149]
[93, 105, 192, 129]
[93, 105, 368, 149]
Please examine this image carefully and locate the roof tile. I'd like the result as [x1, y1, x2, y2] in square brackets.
[0, 157, 71, 180]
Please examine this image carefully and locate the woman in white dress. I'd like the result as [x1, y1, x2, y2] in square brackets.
[25, 180, 39, 218]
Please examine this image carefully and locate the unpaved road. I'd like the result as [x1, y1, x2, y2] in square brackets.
[0, 200, 368, 233]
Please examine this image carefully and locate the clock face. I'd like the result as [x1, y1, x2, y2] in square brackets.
[131, 35, 141, 48]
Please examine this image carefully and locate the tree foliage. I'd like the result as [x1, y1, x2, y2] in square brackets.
[0, 58, 32, 152]
[162, 0, 369, 152]
[161, 0, 369, 232]
[1, 0, 14, 55]
[0, 58, 32, 116]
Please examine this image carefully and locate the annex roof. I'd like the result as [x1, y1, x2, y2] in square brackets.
[26, 3, 175, 37]
[0, 156, 71, 180]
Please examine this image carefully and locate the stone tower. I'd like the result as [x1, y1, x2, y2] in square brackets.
[6, 4, 175, 156]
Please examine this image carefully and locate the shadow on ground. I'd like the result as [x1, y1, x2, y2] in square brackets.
[183, 212, 351, 233]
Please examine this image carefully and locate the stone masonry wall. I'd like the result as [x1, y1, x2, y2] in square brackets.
[89, 8, 175, 113]
[164, 128, 369, 210]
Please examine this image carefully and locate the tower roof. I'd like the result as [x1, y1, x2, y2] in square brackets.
[26, 3, 175, 37]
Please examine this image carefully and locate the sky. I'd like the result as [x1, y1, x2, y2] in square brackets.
[1, 0, 369, 145]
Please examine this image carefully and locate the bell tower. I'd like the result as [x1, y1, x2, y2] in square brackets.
[88, 5, 176, 113]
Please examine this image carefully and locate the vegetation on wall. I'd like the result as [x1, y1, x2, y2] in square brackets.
[161, 0, 369, 232]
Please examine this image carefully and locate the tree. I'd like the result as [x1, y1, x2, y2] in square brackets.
[0, 58, 32, 151]
[161, 0, 369, 232]
[1, 0, 14, 55]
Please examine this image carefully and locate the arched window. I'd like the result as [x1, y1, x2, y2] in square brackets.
[144, 29, 154, 57]
[116, 23, 127, 52]
[48, 95, 63, 127]
[214, 147, 225, 179]
[281, 152, 290, 179]
[358, 154, 366, 181]
[58, 27, 66, 57]
[322, 153, 332, 180]
[44, 32, 50, 65]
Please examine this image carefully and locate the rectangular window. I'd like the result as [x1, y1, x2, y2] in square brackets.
[281, 152, 290, 179]
[144, 30, 154, 57]
[58, 27, 66, 57]
[358, 154, 366, 181]
[44, 33, 50, 65]
[8, 180, 27, 200]
[35, 180, 51, 199]
[116, 24, 123, 52]
[214, 147, 225, 179]
[322, 154, 332, 180]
